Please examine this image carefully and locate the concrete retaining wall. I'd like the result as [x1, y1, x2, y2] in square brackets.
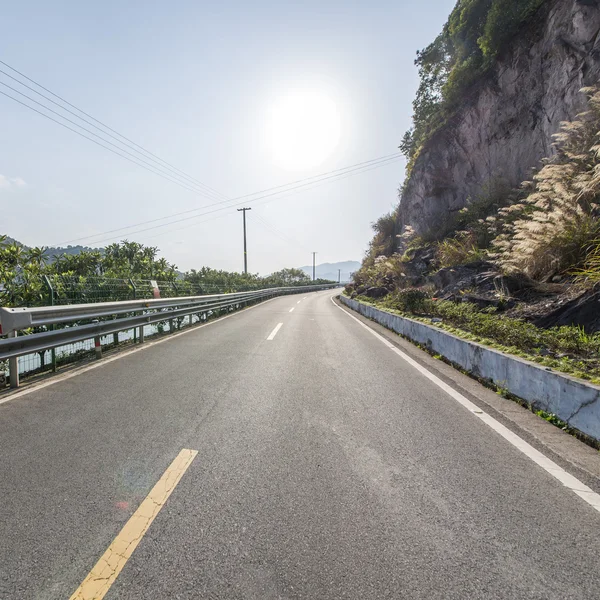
[340, 295, 600, 441]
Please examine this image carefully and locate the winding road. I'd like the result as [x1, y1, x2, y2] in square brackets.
[1, 289, 599, 599]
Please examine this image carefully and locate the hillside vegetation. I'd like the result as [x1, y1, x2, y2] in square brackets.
[349, 90, 600, 377]
[349, 1, 600, 381]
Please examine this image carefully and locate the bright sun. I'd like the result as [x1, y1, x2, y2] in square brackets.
[266, 89, 341, 171]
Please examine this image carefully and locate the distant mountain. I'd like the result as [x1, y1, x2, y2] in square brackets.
[1, 235, 101, 262]
[43, 245, 101, 262]
[298, 261, 360, 283]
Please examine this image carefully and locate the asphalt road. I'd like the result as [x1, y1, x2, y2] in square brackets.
[1, 290, 599, 599]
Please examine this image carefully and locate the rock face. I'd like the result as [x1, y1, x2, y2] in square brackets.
[398, 0, 600, 238]
[533, 284, 600, 331]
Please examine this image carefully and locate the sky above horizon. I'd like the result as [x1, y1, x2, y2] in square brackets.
[1, 0, 455, 274]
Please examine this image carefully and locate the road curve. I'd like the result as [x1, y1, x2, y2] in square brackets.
[1, 289, 599, 599]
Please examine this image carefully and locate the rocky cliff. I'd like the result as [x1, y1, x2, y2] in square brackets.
[399, 0, 600, 238]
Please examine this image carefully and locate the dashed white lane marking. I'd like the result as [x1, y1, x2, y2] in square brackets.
[0, 296, 281, 406]
[289, 307, 295, 313]
[303, 296, 308, 300]
[332, 296, 600, 514]
[267, 323, 283, 340]
[297, 300, 302, 304]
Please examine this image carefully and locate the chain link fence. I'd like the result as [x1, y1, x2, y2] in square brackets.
[44, 275, 272, 305]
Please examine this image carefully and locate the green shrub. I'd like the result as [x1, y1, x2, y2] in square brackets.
[382, 295, 600, 360]
[361, 211, 399, 268]
[383, 288, 430, 314]
[479, 0, 546, 61]
[401, 0, 548, 163]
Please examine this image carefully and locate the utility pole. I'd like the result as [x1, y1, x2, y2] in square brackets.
[338, 269, 341, 284]
[237, 208, 251, 274]
[312, 252, 317, 281]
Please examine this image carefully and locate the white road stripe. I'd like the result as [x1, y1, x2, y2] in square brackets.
[289, 307, 295, 313]
[0, 296, 281, 406]
[332, 296, 600, 514]
[267, 323, 283, 340]
[303, 296, 308, 300]
[297, 300, 302, 304]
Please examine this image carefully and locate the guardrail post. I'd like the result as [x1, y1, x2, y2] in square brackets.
[138, 325, 144, 343]
[130, 279, 137, 343]
[43, 275, 57, 373]
[8, 331, 19, 388]
[94, 336, 102, 359]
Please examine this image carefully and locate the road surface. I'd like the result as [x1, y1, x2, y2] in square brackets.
[1, 290, 599, 599]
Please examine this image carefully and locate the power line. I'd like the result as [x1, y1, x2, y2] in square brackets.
[84, 153, 403, 246]
[0, 60, 226, 201]
[250, 212, 311, 253]
[0, 60, 405, 253]
[59, 152, 402, 244]
[100, 152, 401, 246]
[77, 153, 403, 246]
[238, 152, 402, 202]
[0, 62, 403, 249]
[140, 212, 232, 242]
[58, 152, 403, 245]
[0, 89, 222, 196]
[250, 213, 294, 245]
[0, 82, 224, 199]
[0, 88, 237, 204]
[0, 67, 225, 200]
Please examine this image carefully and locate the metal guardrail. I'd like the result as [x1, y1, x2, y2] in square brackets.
[1, 290, 268, 332]
[0, 284, 337, 388]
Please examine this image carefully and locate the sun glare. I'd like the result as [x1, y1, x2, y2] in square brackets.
[266, 89, 342, 171]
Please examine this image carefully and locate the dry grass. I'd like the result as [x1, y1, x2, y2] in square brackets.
[575, 240, 600, 285]
[493, 87, 600, 281]
[352, 253, 409, 290]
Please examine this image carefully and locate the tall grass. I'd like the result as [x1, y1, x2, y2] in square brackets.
[352, 254, 409, 290]
[575, 240, 600, 285]
[493, 88, 600, 280]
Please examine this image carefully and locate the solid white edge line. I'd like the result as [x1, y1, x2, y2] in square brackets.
[267, 323, 283, 340]
[0, 296, 283, 406]
[289, 307, 295, 313]
[331, 296, 600, 514]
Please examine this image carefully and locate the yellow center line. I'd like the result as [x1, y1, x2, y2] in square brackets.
[70, 448, 198, 600]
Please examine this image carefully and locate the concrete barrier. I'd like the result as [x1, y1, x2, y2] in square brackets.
[340, 295, 600, 441]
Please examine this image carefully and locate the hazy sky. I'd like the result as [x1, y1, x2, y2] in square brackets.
[1, 0, 455, 274]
